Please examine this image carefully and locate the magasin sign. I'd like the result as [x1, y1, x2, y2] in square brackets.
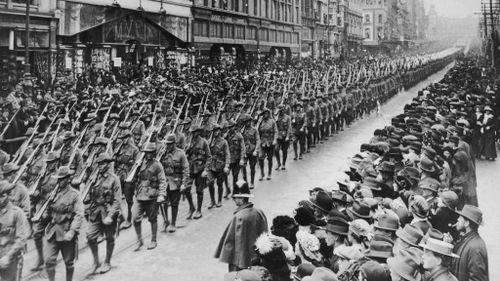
[103, 14, 164, 45]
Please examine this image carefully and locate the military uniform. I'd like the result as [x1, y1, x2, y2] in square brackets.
[44, 169, 84, 281]
[0, 200, 29, 281]
[159, 140, 189, 231]
[0, 149, 9, 166]
[114, 136, 138, 226]
[59, 143, 83, 175]
[241, 115, 260, 187]
[305, 102, 316, 151]
[275, 111, 292, 169]
[84, 154, 121, 273]
[258, 114, 278, 180]
[132, 145, 167, 249]
[208, 133, 230, 206]
[292, 106, 307, 159]
[226, 127, 246, 188]
[186, 131, 212, 219]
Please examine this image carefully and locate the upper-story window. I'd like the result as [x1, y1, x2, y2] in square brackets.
[378, 14, 383, 23]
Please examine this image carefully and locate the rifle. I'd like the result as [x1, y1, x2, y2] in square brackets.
[80, 167, 99, 204]
[71, 105, 87, 133]
[156, 96, 189, 161]
[0, 108, 19, 139]
[12, 104, 49, 164]
[100, 101, 115, 137]
[31, 182, 59, 222]
[125, 114, 166, 183]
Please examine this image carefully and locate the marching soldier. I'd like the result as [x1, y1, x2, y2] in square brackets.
[305, 98, 316, 152]
[257, 108, 278, 181]
[275, 104, 292, 170]
[208, 124, 230, 208]
[159, 134, 189, 232]
[186, 125, 212, 219]
[130, 110, 146, 146]
[0, 148, 9, 165]
[225, 120, 246, 189]
[114, 129, 139, 230]
[59, 132, 83, 175]
[0, 180, 29, 281]
[132, 142, 167, 250]
[1, 163, 30, 218]
[30, 151, 60, 271]
[20, 138, 47, 188]
[292, 103, 307, 160]
[85, 153, 122, 274]
[240, 114, 260, 189]
[44, 166, 84, 281]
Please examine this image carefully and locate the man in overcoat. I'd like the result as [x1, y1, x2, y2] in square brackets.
[214, 179, 268, 272]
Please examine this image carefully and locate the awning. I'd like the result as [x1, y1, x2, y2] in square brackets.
[65, 0, 192, 19]
[61, 11, 188, 48]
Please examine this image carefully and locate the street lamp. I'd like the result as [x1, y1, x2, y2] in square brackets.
[25, 0, 31, 73]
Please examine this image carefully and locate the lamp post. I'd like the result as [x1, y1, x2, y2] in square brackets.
[25, 0, 31, 73]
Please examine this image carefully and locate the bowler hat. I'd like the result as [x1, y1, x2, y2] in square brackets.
[294, 206, 316, 226]
[458, 204, 483, 225]
[54, 166, 75, 179]
[420, 238, 459, 258]
[386, 248, 422, 281]
[419, 157, 436, 173]
[396, 224, 424, 247]
[293, 263, 316, 281]
[418, 177, 440, 193]
[360, 177, 381, 191]
[0, 180, 15, 195]
[232, 179, 254, 198]
[333, 244, 363, 260]
[310, 191, 334, 213]
[347, 200, 373, 220]
[378, 161, 395, 173]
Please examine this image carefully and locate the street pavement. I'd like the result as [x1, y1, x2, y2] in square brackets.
[23, 63, 500, 281]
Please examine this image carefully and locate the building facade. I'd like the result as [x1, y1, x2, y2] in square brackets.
[0, 0, 59, 84]
[192, 0, 301, 65]
[345, 0, 363, 52]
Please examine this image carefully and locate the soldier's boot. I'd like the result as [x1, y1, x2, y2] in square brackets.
[88, 240, 100, 275]
[147, 223, 158, 250]
[66, 266, 75, 281]
[99, 240, 114, 274]
[266, 159, 272, 180]
[185, 192, 195, 219]
[193, 194, 203, 219]
[281, 150, 287, 170]
[47, 267, 56, 281]
[167, 206, 178, 233]
[161, 205, 169, 232]
[293, 142, 298, 160]
[208, 183, 216, 209]
[275, 150, 281, 170]
[120, 206, 132, 229]
[258, 159, 265, 181]
[216, 184, 223, 207]
[31, 239, 45, 271]
[133, 222, 143, 251]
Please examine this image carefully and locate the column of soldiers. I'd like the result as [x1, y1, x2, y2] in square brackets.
[0, 47, 463, 281]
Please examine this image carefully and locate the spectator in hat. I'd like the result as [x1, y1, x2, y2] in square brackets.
[365, 240, 393, 264]
[372, 213, 399, 246]
[387, 247, 423, 281]
[478, 105, 496, 160]
[451, 205, 488, 281]
[409, 195, 432, 235]
[253, 233, 292, 281]
[429, 191, 459, 237]
[215, 180, 268, 272]
[450, 150, 477, 208]
[310, 191, 334, 221]
[393, 224, 424, 256]
[421, 238, 459, 281]
[358, 261, 391, 281]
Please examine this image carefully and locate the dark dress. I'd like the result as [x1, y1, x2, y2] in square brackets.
[479, 114, 497, 159]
